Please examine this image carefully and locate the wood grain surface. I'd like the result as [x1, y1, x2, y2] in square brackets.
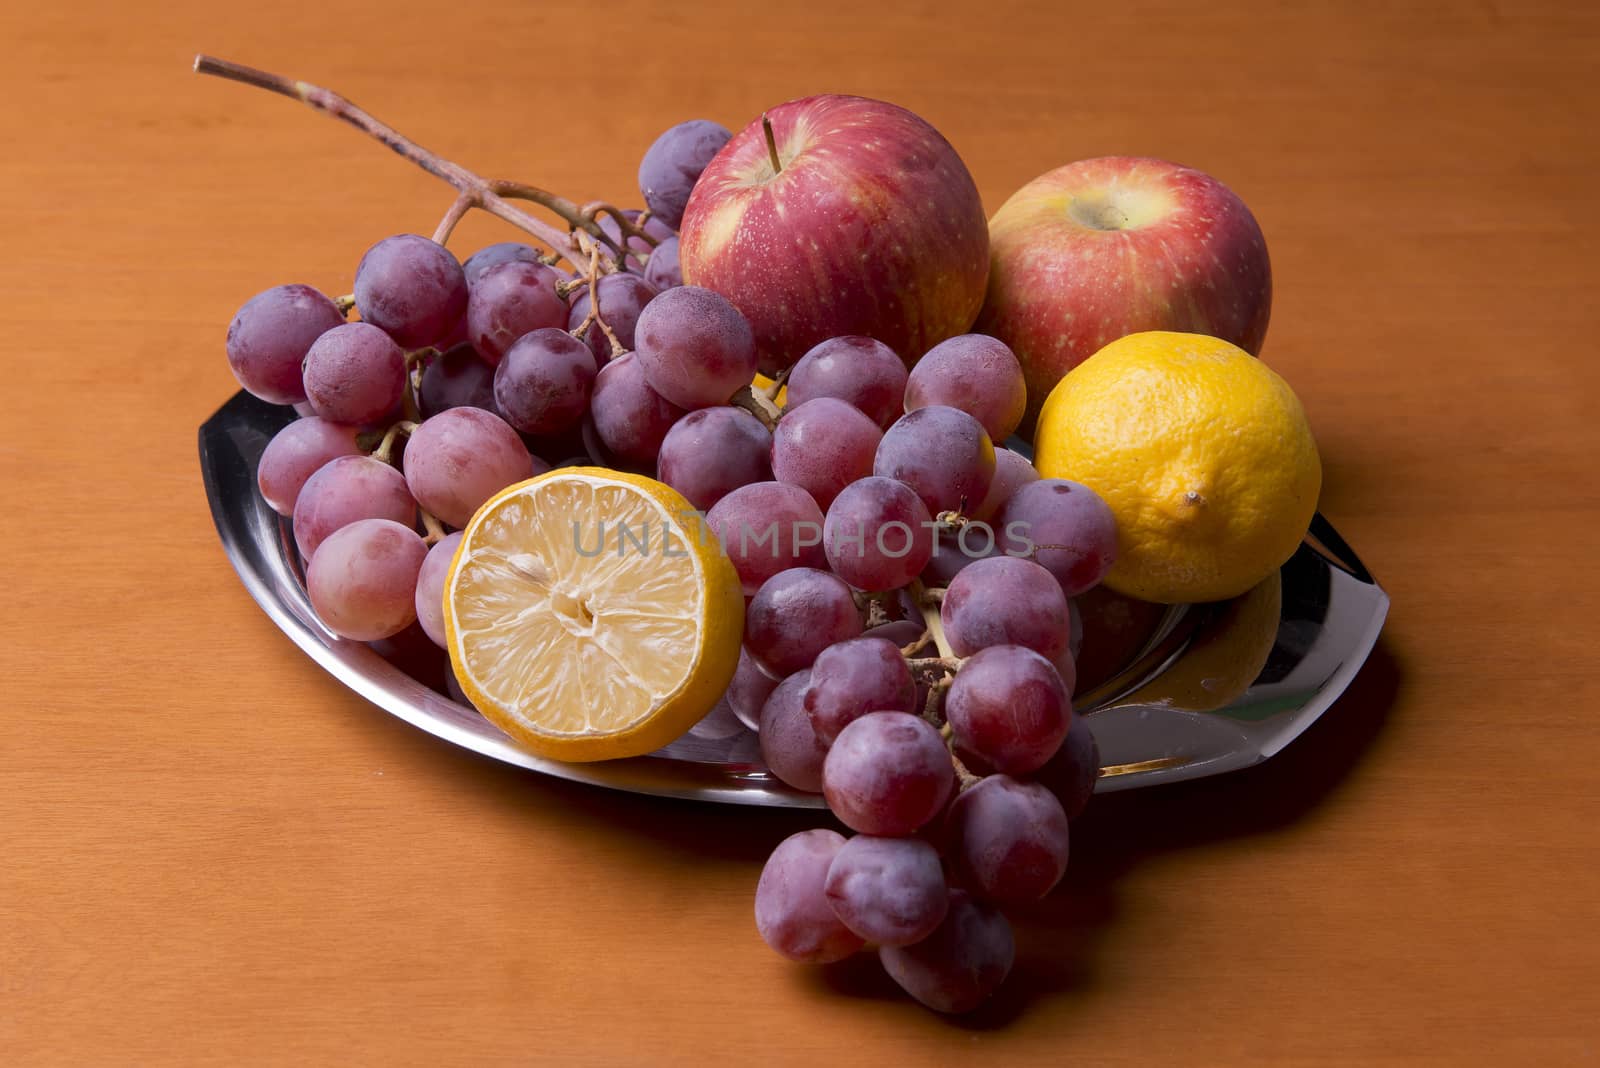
[3, 1, 1597, 1063]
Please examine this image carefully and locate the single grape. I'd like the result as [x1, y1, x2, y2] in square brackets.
[822, 712, 955, 836]
[306, 518, 429, 642]
[903, 334, 1027, 442]
[758, 670, 825, 793]
[492, 328, 597, 436]
[998, 479, 1119, 596]
[688, 696, 747, 741]
[944, 775, 1070, 904]
[633, 285, 757, 409]
[755, 829, 863, 963]
[256, 417, 361, 516]
[803, 637, 917, 744]
[921, 527, 1000, 587]
[941, 556, 1071, 662]
[292, 455, 416, 560]
[225, 284, 345, 404]
[403, 407, 539, 529]
[771, 398, 883, 510]
[589, 352, 686, 466]
[705, 481, 827, 595]
[727, 647, 781, 731]
[418, 345, 498, 419]
[644, 234, 682, 290]
[786, 336, 908, 429]
[637, 119, 733, 228]
[462, 241, 543, 287]
[353, 234, 468, 348]
[972, 447, 1040, 521]
[466, 260, 568, 364]
[822, 476, 934, 592]
[874, 406, 995, 517]
[413, 531, 463, 649]
[863, 619, 925, 648]
[744, 568, 863, 678]
[301, 322, 406, 426]
[656, 406, 771, 510]
[1033, 712, 1098, 820]
[879, 889, 1014, 1014]
[566, 273, 658, 363]
[824, 835, 948, 947]
[944, 644, 1071, 776]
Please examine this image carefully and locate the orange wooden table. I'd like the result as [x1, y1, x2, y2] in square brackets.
[4, 1, 1598, 1063]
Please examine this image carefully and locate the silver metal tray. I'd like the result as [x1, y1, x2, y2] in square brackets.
[200, 390, 1390, 806]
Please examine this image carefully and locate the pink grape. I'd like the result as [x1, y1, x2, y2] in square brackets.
[1033, 713, 1098, 820]
[418, 345, 498, 418]
[940, 556, 1071, 662]
[822, 712, 955, 836]
[257, 417, 361, 516]
[566, 272, 658, 363]
[638, 119, 733, 229]
[353, 234, 468, 348]
[492, 328, 597, 436]
[644, 235, 681, 290]
[302, 322, 406, 426]
[874, 405, 994, 517]
[403, 407, 539, 529]
[225, 284, 345, 405]
[466, 260, 568, 364]
[771, 398, 883, 510]
[903, 334, 1027, 442]
[633, 285, 757, 409]
[997, 479, 1119, 597]
[944, 644, 1070, 776]
[744, 568, 863, 678]
[462, 242, 543, 287]
[705, 481, 827, 595]
[804, 637, 917, 744]
[822, 477, 934, 592]
[293, 455, 415, 560]
[944, 775, 1070, 904]
[972, 447, 1040, 521]
[758, 670, 825, 793]
[786, 336, 908, 429]
[413, 531, 462, 649]
[755, 829, 863, 963]
[656, 406, 771, 510]
[824, 835, 948, 947]
[879, 889, 1014, 1014]
[307, 518, 429, 641]
[589, 352, 686, 466]
[727, 647, 781, 732]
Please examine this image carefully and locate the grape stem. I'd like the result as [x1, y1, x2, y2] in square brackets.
[759, 364, 791, 403]
[370, 420, 419, 466]
[566, 240, 627, 358]
[419, 509, 447, 545]
[333, 293, 356, 316]
[910, 579, 956, 659]
[728, 384, 781, 430]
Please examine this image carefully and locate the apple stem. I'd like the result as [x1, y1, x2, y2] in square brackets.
[761, 114, 783, 176]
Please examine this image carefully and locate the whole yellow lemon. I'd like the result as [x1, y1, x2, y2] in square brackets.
[1033, 332, 1320, 604]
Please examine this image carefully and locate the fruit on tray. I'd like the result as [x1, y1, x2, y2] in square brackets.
[978, 156, 1272, 427]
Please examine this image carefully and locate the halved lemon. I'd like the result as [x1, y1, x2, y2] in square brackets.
[442, 467, 744, 762]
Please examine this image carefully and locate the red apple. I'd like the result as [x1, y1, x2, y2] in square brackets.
[976, 157, 1271, 427]
[679, 95, 989, 372]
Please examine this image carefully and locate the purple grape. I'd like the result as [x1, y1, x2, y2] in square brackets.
[466, 260, 568, 364]
[755, 829, 863, 963]
[634, 286, 758, 410]
[941, 556, 1071, 662]
[944, 775, 1070, 904]
[1033, 713, 1098, 820]
[644, 235, 681, 290]
[462, 241, 543, 287]
[353, 234, 468, 348]
[413, 531, 462, 649]
[997, 479, 1119, 597]
[744, 568, 863, 677]
[418, 345, 498, 419]
[403, 407, 538, 529]
[879, 889, 1014, 1014]
[492, 328, 597, 436]
[225, 284, 345, 404]
[822, 712, 955, 836]
[566, 273, 658, 363]
[863, 619, 925, 648]
[824, 835, 948, 947]
[301, 322, 406, 427]
[705, 481, 827, 595]
[306, 518, 429, 642]
[786, 336, 909, 429]
[293, 455, 416, 561]
[803, 637, 917, 745]
[758, 669, 825, 793]
[904, 334, 1027, 442]
[944, 644, 1070, 776]
[589, 352, 686, 466]
[656, 406, 771, 510]
[921, 527, 1000, 587]
[256, 417, 361, 516]
[727, 647, 780, 731]
[972, 447, 1040, 521]
[771, 398, 883, 510]
[874, 406, 994, 517]
[637, 119, 733, 229]
[822, 476, 935, 592]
